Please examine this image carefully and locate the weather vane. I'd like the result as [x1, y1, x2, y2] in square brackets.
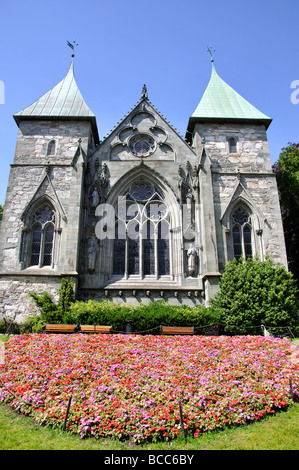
[67, 40, 78, 58]
[207, 45, 215, 62]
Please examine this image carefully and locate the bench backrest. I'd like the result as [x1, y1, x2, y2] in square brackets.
[43, 324, 77, 333]
[79, 325, 112, 334]
[160, 325, 195, 335]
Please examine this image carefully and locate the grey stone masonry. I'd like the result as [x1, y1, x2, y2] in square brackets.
[0, 75, 288, 323]
[0, 118, 93, 322]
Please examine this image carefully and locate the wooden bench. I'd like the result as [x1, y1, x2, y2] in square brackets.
[160, 325, 195, 335]
[79, 325, 112, 334]
[43, 324, 78, 334]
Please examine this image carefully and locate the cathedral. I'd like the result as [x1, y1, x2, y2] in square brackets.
[0, 59, 287, 322]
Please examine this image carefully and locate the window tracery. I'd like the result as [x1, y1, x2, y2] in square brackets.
[113, 181, 170, 278]
[29, 203, 56, 267]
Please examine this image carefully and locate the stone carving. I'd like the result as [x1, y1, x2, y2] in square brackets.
[187, 246, 197, 277]
[141, 84, 148, 100]
[87, 237, 97, 272]
[177, 162, 200, 204]
[100, 163, 109, 196]
[34, 205, 55, 226]
[91, 187, 100, 208]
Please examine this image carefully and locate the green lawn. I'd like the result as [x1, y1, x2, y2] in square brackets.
[0, 402, 298, 450]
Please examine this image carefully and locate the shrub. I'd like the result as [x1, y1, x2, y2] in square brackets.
[26, 278, 75, 330]
[211, 256, 299, 336]
[68, 299, 220, 334]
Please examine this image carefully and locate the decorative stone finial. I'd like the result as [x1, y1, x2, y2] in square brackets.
[141, 84, 148, 100]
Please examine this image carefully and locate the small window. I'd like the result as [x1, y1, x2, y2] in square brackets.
[47, 140, 56, 156]
[229, 138, 237, 153]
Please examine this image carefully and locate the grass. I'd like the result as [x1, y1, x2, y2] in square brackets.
[0, 334, 298, 450]
[0, 400, 298, 450]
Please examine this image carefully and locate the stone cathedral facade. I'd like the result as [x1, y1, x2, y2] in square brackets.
[0, 61, 287, 322]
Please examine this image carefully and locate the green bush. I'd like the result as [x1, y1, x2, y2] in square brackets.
[211, 256, 299, 336]
[24, 276, 220, 334]
[25, 278, 75, 331]
[67, 299, 220, 334]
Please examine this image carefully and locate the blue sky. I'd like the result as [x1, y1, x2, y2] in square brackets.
[0, 0, 298, 204]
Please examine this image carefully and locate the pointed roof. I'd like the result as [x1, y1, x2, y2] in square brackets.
[187, 65, 272, 133]
[15, 61, 95, 119]
[14, 61, 99, 142]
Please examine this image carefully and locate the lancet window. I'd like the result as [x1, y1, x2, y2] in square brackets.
[29, 203, 56, 267]
[232, 207, 252, 260]
[47, 140, 56, 156]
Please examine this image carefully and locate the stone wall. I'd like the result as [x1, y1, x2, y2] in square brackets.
[0, 274, 63, 323]
[193, 122, 287, 269]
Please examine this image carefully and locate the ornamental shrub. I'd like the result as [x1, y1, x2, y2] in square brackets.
[211, 256, 299, 336]
[67, 299, 220, 334]
[27, 278, 75, 328]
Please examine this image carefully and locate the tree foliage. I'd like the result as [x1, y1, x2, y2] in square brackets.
[211, 257, 299, 336]
[272, 142, 299, 285]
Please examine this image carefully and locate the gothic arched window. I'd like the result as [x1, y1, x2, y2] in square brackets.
[232, 207, 252, 260]
[29, 203, 55, 267]
[47, 140, 56, 156]
[113, 181, 170, 278]
[229, 138, 237, 153]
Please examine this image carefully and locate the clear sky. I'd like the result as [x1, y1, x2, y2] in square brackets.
[0, 0, 298, 204]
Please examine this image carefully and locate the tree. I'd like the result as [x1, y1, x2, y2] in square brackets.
[272, 143, 299, 285]
[211, 257, 299, 336]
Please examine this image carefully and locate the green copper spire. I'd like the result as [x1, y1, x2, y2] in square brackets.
[14, 60, 99, 144]
[187, 65, 272, 132]
[14, 61, 95, 120]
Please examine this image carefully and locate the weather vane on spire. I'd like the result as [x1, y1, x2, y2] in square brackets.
[207, 45, 216, 62]
[67, 40, 78, 58]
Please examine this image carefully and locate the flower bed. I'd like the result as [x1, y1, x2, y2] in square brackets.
[0, 334, 298, 443]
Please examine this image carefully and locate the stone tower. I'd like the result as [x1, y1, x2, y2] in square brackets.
[0, 61, 287, 322]
[0, 61, 99, 320]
